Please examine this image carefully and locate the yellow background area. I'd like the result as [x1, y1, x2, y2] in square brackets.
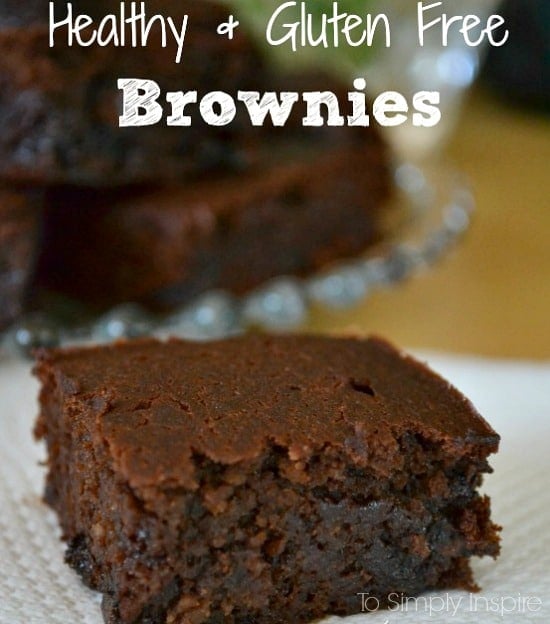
[308, 91, 550, 359]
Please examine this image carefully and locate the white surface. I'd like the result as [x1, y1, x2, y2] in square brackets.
[0, 353, 549, 623]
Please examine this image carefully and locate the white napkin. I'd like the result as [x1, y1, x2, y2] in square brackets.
[1, 353, 549, 624]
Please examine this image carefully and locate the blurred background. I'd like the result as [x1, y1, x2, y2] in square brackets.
[304, 0, 550, 359]
[309, 91, 550, 358]
[2, 0, 548, 361]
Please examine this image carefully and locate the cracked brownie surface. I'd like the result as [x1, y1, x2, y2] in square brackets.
[34, 335, 500, 624]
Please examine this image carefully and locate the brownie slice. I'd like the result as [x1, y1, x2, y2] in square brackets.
[0, 0, 264, 186]
[37, 119, 390, 310]
[0, 189, 41, 328]
[34, 335, 500, 624]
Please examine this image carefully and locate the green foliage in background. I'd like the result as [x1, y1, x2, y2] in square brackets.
[222, 0, 381, 74]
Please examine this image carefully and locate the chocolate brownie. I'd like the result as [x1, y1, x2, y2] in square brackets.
[0, 0, 264, 186]
[34, 335, 500, 624]
[37, 121, 390, 310]
[0, 189, 41, 328]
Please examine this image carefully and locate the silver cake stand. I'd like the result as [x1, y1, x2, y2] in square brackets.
[1, 161, 474, 359]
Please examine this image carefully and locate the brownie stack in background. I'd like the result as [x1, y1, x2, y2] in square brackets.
[0, 0, 391, 329]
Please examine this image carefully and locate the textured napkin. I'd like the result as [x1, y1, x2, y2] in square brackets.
[1, 352, 549, 624]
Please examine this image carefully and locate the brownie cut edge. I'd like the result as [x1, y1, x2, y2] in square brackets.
[34, 335, 500, 624]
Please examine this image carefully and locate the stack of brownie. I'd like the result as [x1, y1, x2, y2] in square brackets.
[0, 0, 391, 328]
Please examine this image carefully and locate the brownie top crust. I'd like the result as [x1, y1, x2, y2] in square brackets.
[35, 336, 499, 493]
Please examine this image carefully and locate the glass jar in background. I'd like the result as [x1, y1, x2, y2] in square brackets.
[231, 0, 505, 159]
[366, 0, 504, 159]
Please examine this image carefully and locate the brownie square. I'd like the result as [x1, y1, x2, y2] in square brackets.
[34, 335, 500, 624]
[37, 126, 390, 310]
